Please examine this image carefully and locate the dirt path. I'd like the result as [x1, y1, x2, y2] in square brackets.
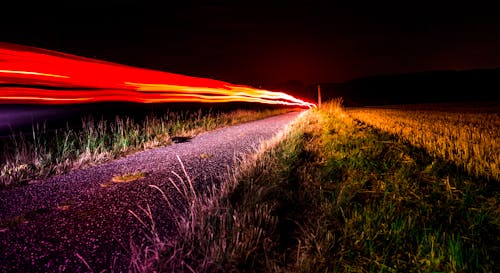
[0, 110, 302, 272]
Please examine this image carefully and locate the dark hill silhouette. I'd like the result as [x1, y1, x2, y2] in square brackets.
[311, 67, 500, 107]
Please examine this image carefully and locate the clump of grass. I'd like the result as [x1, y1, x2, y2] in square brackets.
[111, 171, 146, 183]
[199, 153, 213, 159]
[132, 98, 498, 272]
[0, 107, 294, 188]
[129, 117, 314, 272]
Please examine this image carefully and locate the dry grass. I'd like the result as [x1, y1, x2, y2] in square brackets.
[0, 107, 294, 188]
[129, 115, 308, 272]
[130, 98, 498, 272]
[111, 172, 146, 183]
[345, 105, 500, 181]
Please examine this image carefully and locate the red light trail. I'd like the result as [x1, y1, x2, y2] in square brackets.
[0, 43, 315, 108]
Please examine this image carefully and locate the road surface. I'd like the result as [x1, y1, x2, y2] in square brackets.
[0, 111, 302, 272]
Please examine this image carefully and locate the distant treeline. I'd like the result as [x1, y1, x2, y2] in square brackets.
[271, 67, 500, 107]
[318, 67, 500, 106]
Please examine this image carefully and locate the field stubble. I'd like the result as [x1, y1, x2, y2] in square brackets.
[346, 104, 500, 181]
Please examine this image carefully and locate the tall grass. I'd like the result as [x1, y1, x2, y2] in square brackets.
[133, 98, 498, 272]
[0, 107, 294, 188]
[130, 112, 313, 272]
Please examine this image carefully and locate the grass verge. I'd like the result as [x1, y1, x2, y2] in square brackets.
[133, 98, 498, 272]
[0, 107, 295, 188]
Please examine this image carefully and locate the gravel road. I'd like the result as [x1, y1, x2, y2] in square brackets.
[0, 110, 302, 273]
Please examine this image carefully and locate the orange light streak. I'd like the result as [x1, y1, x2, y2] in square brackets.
[0, 43, 316, 108]
[0, 69, 69, 78]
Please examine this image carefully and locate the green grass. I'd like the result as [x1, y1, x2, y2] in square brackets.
[0, 107, 295, 188]
[133, 98, 498, 272]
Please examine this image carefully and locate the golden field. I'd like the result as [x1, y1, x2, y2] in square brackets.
[345, 103, 500, 182]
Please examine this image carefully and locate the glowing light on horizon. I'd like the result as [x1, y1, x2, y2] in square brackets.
[0, 43, 316, 108]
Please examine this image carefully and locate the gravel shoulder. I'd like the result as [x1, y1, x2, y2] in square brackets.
[0, 110, 302, 272]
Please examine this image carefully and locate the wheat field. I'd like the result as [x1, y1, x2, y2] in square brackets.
[345, 103, 500, 181]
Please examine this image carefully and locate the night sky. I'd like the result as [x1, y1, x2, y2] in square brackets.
[2, 1, 500, 88]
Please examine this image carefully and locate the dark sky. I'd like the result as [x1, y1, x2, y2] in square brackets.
[2, 1, 500, 87]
